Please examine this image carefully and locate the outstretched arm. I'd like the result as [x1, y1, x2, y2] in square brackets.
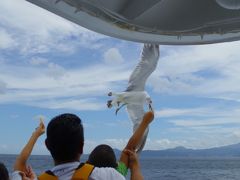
[124, 149, 144, 180]
[14, 119, 45, 172]
[126, 111, 153, 151]
[119, 111, 154, 168]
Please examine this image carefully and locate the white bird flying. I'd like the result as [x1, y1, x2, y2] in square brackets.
[107, 44, 160, 152]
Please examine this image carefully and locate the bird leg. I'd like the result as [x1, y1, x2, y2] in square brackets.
[115, 103, 127, 115]
[149, 103, 153, 111]
[107, 100, 113, 108]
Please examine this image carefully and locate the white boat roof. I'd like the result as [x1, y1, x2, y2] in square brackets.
[26, 0, 240, 45]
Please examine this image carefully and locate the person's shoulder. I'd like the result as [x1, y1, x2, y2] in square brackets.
[11, 171, 22, 180]
[12, 171, 38, 180]
[90, 167, 125, 180]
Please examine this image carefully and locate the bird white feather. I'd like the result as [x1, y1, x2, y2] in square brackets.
[126, 44, 159, 92]
[107, 44, 159, 152]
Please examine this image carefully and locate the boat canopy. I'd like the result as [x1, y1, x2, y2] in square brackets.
[27, 0, 240, 45]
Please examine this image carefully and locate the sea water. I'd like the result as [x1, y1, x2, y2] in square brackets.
[1, 154, 240, 180]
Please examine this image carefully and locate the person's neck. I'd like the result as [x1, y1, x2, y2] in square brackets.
[54, 158, 80, 166]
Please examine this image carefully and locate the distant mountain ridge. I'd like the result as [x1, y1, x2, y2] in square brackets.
[114, 143, 240, 158]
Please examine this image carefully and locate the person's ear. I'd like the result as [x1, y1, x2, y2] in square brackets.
[79, 141, 84, 154]
[45, 139, 50, 151]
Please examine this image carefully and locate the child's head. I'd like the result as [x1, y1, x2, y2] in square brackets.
[0, 162, 9, 180]
[88, 144, 118, 168]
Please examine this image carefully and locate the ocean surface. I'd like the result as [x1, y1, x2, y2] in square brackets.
[1, 154, 240, 180]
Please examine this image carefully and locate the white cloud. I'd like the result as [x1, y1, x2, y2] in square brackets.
[83, 138, 190, 153]
[29, 57, 66, 79]
[10, 114, 19, 119]
[0, 144, 8, 150]
[232, 130, 240, 139]
[148, 41, 240, 100]
[155, 108, 212, 118]
[144, 135, 240, 150]
[104, 48, 124, 64]
[156, 106, 240, 128]
[0, 144, 11, 154]
[144, 138, 186, 150]
[0, 0, 107, 55]
[29, 57, 49, 66]
[83, 136, 240, 152]
[170, 118, 240, 127]
[155, 106, 240, 119]
[0, 29, 14, 49]
[83, 139, 128, 153]
[0, 80, 7, 94]
[103, 139, 128, 149]
[34, 99, 104, 111]
[47, 62, 66, 79]
[84, 140, 100, 153]
[153, 106, 240, 150]
[31, 143, 49, 155]
[0, 61, 131, 110]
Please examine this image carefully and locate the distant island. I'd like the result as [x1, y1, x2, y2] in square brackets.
[2, 143, 240, 158]
[113, 143, 240, 158]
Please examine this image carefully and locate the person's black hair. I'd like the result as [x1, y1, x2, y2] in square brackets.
[46, 113, 84, 163]
[0, 162, 9, 180]
[88, 144, 118, 168]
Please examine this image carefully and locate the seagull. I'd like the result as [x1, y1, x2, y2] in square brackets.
[107, 44, 160, 152]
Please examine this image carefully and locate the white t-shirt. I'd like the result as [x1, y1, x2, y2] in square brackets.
[11, 162, 125, 180]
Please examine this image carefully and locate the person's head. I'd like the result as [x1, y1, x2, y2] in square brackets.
[0, 162, 9, 180]
[88, 144, 117, 168]
[45, 113, 84, 164]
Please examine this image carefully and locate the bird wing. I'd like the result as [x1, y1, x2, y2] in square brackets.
[126, 44, 160, 92]
[127, 104, 149, 152]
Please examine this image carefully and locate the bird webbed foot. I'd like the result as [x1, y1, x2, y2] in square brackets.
[107, 100, 113, 108]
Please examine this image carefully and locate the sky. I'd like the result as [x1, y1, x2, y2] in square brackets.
[1, 0, 240, 155]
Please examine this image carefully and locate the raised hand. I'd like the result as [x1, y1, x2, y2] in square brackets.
[33, 118, 45, 137]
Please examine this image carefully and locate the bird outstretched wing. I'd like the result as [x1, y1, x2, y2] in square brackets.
[127, 104, 149, 153]
[126, 44, 160, 92]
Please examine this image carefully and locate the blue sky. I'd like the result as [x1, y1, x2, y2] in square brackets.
[1, 0, 240, 155]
